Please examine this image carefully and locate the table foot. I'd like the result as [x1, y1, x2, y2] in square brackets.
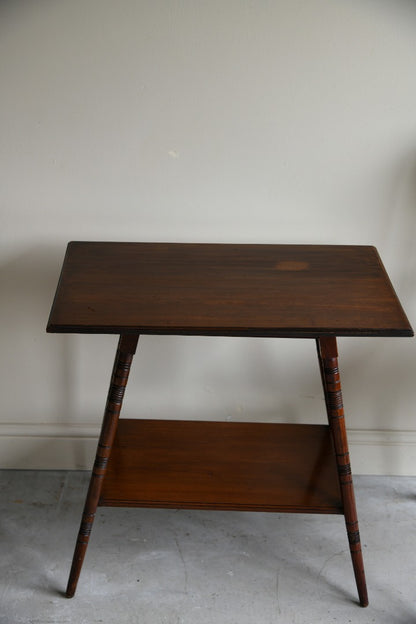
[65, 334, 139, 598]
[317, 337, 369, 608]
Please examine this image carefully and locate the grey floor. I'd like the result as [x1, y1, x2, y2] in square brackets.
[0, 471, 415, 624]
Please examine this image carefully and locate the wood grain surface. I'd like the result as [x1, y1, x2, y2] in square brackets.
[47, 242, 413, 337]
[99, 419, 343, 514]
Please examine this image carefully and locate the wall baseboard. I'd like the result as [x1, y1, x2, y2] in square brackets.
[347, 429, 416, 477]
[1, 423, 416, 475]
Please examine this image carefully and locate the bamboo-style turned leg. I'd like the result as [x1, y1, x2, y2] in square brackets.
[66, 334, 139, 598]
[316, 337, 368, 608]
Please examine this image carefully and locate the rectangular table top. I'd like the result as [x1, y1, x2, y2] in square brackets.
[47, 242, 413, 338]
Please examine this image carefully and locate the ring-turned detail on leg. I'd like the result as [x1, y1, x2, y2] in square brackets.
[316, 336, 369, 608]
[65, 334, 139, 598]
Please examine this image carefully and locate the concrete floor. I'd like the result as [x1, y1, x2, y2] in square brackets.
[0, 471, 415, 624]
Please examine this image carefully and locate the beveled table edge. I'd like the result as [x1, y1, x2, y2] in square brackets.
[46, 323, 414, 337]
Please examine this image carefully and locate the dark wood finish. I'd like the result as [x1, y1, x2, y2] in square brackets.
[66, 334, 138, 599]
[46, 242, 413, 606]
[99, 419, 343, 514]
[317, 336, 369, 608]
[47, 242, 413, 338]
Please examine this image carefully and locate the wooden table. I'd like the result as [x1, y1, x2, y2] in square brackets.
[47, 242, 413, 607]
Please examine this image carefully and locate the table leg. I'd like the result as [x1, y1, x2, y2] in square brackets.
[66, 334, 139, 598]
[316, 336, 369, 608]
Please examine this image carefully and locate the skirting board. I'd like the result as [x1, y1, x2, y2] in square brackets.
[1, 423, 416, 476]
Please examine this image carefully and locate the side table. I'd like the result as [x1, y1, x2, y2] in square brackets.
[47, 242, 413, 607]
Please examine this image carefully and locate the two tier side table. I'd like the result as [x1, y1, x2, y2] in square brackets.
[47, 242, 414, 607]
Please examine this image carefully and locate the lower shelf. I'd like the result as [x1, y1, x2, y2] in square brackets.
[99, 419, 343, 514]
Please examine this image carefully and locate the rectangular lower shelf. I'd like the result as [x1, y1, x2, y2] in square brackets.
[99, 419, 343, 514]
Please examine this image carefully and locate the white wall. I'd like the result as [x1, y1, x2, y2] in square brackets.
[1, 0, 415, 474]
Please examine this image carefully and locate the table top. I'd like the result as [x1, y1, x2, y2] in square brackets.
[47, 242, 413, 338]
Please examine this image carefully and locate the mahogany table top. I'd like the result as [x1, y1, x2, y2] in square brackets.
[47, 242, 413, 338]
